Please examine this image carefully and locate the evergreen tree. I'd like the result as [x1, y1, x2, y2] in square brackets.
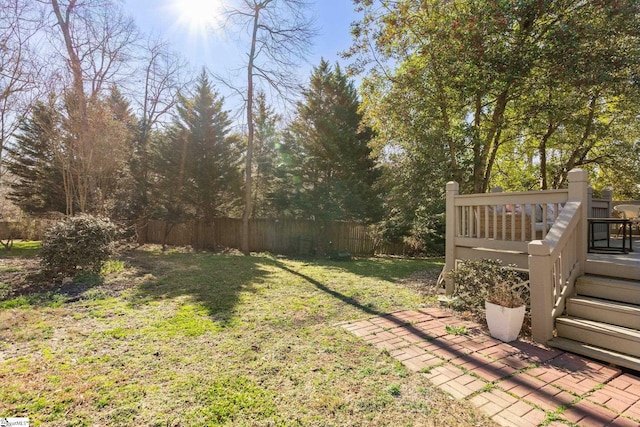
[5, 87, 138, 218]
[68, 88, 136, 215]
[4, 96, 67, 214]
[283, 59, 382, 222]
[104, 85, 140, 219]
[252, 92, 282, 217]
[153, 70, 242, 222]
[151, 124, 191, 242]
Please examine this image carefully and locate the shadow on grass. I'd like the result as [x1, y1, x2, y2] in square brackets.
[272, 259, 443, 340]
[0, 241, 109, 307]
[128, 252, 274, 319]
[0, 249, 109, 307]
[294, 257, 443, 283]
[273, 259, 383, 318]
[0, 269, 113, 308]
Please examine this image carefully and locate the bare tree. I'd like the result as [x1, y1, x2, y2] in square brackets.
[129, 36, 189, 223]
[46, 0, 138, 214]
[225, 0, 315, 255]
[135, 37, 189, 140]
[0, 0, 46, 178]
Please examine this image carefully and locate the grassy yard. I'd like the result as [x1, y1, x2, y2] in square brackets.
[0, 243, 495, 426]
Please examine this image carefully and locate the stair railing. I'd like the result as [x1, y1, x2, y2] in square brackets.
[528, 170, 589, 344]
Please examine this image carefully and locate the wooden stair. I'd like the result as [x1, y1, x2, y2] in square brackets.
[548, 274, 640, 371]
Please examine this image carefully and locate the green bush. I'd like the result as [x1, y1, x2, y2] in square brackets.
[39, 215, 118, 280]
[448, 259, 528, 313]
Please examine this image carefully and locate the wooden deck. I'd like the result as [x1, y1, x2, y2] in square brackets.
[443, 170, 638, 361]
[587, 236, 640, 281]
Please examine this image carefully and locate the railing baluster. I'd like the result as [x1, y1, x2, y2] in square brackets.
[524, 204, 528, 240]
[502, 207, 507, 240]
[484, 206, 489, 239]
[511, 206, 516, 240]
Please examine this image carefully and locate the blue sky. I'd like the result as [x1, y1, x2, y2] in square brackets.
[123, 0, 359, 83]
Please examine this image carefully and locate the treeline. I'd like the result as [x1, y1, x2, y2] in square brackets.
[3, 1, 640, 256]
[4, 61, 391, 240]
[346, 0, 640, 225]
[0, 1, 402, 253]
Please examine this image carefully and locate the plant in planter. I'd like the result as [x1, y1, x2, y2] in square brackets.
[448, 259, 529, 342]
[449, 259, 527, 310]
[485, 281, 526, 342]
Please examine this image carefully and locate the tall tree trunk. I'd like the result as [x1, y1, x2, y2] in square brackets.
[241, 6, 262, 255]
[553, 92, 599, 188]
[483, 126, 503, 188]
[475, 88, 509, 193]
[51, 0, 89, 215]
[538, 120, 555, 190]
[429, 50, 461, 184]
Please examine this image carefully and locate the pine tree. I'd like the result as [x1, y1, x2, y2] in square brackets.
[252, 92, 282, 217]
[5, 96, 67, 215]
[283, 59, 382, 222]
[104, 85, 140, 219]
[153, 70, 242, 223]
[151, 123, 191, 244]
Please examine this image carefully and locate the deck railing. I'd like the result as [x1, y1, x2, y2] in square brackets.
[445, 169, 591, 345]
[589, 188, 613, 240]
[444, 184, 571, 293]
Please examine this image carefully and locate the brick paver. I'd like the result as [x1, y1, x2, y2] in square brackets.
[341, 309, 640, 427]
[510, 340, 563, 363]
[609, 416, 640, 426]
[521, 384, 576, 412]
[562, 399, 620, 426]
[423, 363, 466, 386]
[439, 373, 486, 399]
[470, 360, 517, 382]
[492, 400, 547, 427]
[403, 354, 443, 372]
[610, 373, 640, 394]
[471, 388, 518, 417]
[621, 402, 640, 424]
[588, 384, 638, 413]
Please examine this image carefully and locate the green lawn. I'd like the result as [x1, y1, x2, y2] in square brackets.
[0, 246, 495, 426]
[0, 240, 41, 257]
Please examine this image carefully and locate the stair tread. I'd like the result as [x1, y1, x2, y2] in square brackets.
[551, 274, 640, 369]
[578, 275, 640, 289]
[568, 296, 640, 311]
[576, 274, 640, 305]
[548, 337, 640, 371]
[556, 316, 640, 338]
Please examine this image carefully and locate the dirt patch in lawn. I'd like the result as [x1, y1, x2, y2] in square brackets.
[398, 268, 443, 297]
[0, 258, 42, 296]
[0, 250, 152, 303]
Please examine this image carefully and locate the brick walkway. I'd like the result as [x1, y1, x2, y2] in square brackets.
[340, 307, 640, 427]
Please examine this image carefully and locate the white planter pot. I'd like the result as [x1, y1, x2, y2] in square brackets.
[485, 301, 526, 342]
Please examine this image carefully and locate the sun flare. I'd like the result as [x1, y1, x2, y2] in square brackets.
[168, 0, 225, 37]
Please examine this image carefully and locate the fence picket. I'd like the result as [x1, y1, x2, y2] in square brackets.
[141, 218, 410, 256]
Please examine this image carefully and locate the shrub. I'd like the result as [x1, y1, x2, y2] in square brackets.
[486, 281, 525, 308]
[39, 215, 118, 280]
[448, 259, 528, 313]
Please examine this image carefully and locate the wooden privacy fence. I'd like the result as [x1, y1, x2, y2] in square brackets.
[140, 218, 409, 256]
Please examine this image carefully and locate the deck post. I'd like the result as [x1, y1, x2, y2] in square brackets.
[568, 169, 589, 274]
[444, 181, 459, 295]
[529, 240, 554, 343]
